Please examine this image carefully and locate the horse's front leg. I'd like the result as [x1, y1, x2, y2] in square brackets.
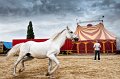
[46, 58, 52, 76]
[47, 54, 60, 76]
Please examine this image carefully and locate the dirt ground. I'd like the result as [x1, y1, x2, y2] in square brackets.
[0, 54, 120, 79]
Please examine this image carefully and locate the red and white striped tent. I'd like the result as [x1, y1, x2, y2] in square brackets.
[74, 23, 116, 53]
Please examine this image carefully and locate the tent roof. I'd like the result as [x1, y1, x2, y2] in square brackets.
[3, 42, 12, 49]
[74, 23, 116, 41]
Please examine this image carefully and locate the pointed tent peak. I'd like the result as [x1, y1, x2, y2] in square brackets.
[75, 24, 82, 32]
[76, 23, 81, 28]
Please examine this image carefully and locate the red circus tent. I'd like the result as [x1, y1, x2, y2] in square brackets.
[74, 23, 116, 53]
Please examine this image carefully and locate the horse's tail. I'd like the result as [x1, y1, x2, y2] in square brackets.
[5, 43, 22, 61]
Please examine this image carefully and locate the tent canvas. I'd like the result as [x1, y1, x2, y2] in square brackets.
[74, 23, 116, 53]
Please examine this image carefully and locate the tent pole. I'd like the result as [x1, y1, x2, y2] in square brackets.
[84, 42, 88, 54]
[102, 41, 106, 53]
[76, 42, 80, 54]
[110, 41, 114, 53]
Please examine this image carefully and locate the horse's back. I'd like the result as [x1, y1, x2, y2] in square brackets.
[24, 41, 51, 58]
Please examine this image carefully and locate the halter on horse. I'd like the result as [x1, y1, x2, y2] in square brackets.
[6, 26, 78, 76]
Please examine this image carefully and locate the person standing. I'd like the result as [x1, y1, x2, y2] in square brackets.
[93, 40, 101, 60]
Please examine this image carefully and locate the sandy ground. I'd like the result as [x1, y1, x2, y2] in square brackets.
[0, 54, 120, 79]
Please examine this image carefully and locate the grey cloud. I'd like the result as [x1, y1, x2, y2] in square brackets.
[0, 0, 119, 17]
[0, 0, 84, 16]
[91, 0, 120, 12]
[87, 0, 120, 23]
[91, 0, 116, 9]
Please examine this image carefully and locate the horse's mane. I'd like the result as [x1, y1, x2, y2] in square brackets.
[50, 29, 66, 40]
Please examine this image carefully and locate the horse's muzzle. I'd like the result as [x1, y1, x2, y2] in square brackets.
[73, 37, 79, 42]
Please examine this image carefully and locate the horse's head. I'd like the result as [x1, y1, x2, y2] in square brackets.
[65, 26, 79, 41]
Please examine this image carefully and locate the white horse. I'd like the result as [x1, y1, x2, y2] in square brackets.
[5, 26, 78, 76]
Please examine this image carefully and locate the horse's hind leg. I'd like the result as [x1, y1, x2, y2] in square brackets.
[13, 55, 26, 76]
[19, 55, 34, 73]
[18, 60, 25, 73]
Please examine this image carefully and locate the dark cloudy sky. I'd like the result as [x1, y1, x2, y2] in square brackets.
[0, 0, 120, 42]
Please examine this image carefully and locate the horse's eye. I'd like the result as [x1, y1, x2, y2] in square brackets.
[70, 31, 73, 33]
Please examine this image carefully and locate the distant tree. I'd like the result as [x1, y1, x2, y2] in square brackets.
[27, 21, 35, 39]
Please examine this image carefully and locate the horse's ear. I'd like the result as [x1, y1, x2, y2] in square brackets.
[66, 26, 70, 30]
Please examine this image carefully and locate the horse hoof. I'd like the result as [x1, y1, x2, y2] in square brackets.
[13, 73, 18, 77]
[19, 69, 22, 73]
[19, 69, 24, 73]
[46, 72, 50, 76]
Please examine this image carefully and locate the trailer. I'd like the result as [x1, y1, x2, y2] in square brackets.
[0, 41, 12, 54]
